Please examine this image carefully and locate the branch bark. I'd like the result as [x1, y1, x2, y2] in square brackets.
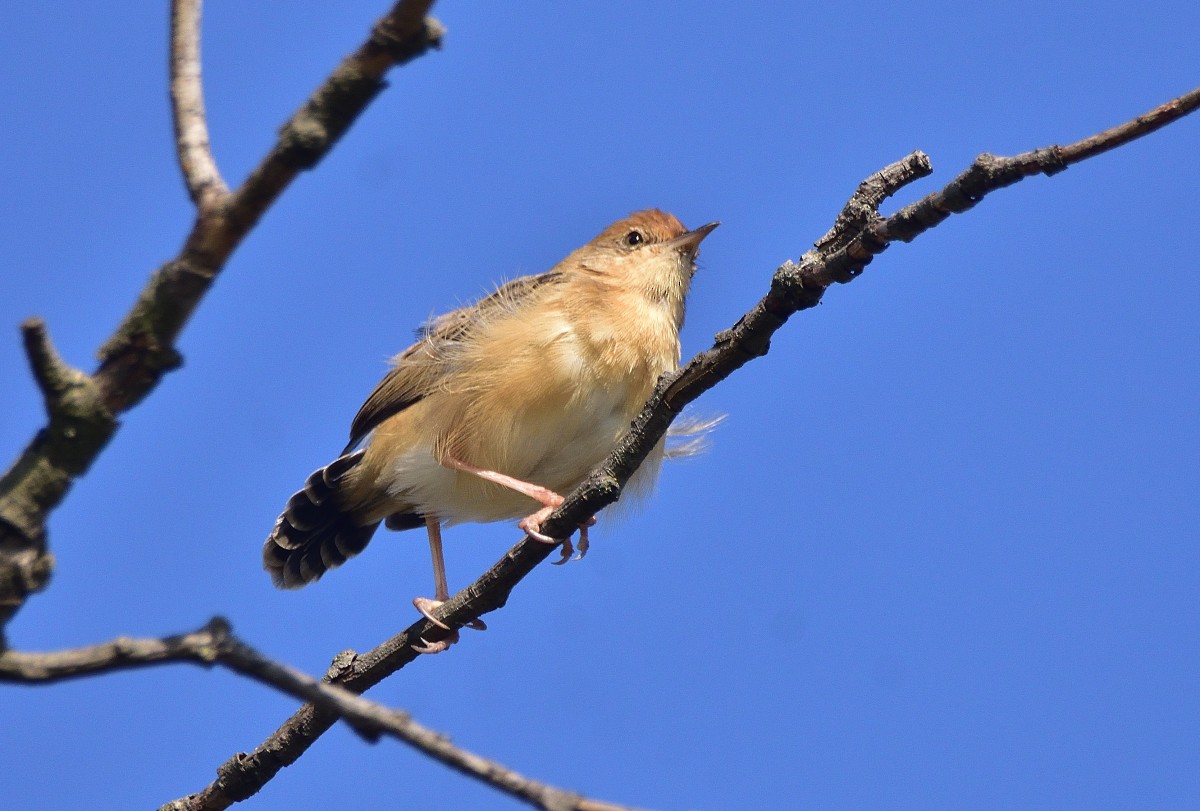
[0, 0, 444, 637]
[0, 620, 639, 811]
[163, 85, 1199, 809]
[171, 0, 228, 208]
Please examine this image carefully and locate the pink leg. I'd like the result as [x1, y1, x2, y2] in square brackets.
[443, 455, 596, 561]
[443, 456, 565, 512]
[411, 515, 486, 655]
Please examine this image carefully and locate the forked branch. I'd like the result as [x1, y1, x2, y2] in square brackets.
[0, 0, 443, 634]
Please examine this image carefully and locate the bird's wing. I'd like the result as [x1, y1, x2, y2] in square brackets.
[344, 270, 564, 452]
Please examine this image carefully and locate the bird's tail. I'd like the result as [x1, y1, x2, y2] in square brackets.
[263, 451, 381, 588]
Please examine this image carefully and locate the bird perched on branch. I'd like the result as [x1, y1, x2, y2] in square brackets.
[264, 209, 718, 652]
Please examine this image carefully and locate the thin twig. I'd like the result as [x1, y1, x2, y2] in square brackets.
[0, 618, 233, 681]
[169, 84, 1200, 809]
[1060, 86, 1200, 163]
[0, 620, 641, 811]
[170, 0, 228, 208]
[807, 85, 1200, 280]
[0, 0, 443, 634]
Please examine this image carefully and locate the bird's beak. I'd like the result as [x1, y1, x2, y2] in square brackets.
[669, 221, 720, 256]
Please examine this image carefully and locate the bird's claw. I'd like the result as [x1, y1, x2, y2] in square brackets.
[521, 509, 595, 564]
[523, 525, 561, 544]
[573, 525, 590, 561]
[551, 536, 575, 565]
[411, 630, 458, 654]
[519, 506, 560, 542]
[410, 597, 487, 654]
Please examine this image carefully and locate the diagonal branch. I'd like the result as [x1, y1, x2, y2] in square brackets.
[0, 0, 444, 636]
[170, 0, 228, 208]
[172, 84, 1199, 809]
[0, 621, 639, 811]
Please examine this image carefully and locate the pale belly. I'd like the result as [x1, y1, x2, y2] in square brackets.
[368, 306, 677, 526]
[382, 381, 654, 524]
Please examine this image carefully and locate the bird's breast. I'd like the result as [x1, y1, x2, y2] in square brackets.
[372, 297, 680, 525]
[467, 316, 667, 487]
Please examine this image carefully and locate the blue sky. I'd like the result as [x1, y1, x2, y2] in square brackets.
[2, 2, 1198, 809]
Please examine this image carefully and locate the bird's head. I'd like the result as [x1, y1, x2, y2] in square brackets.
[569, 209, 719, 311]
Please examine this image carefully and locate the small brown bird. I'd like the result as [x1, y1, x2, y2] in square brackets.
[264, 209, 717, 652]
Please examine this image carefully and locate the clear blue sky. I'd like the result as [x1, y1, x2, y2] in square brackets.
[3, 2, 1198, 809]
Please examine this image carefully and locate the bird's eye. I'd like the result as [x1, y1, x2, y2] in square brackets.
[624, 230, 644, 247]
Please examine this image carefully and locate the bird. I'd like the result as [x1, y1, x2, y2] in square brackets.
[263, 209, 718, 652]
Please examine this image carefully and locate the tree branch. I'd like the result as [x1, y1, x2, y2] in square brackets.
[0, 322, 117, 638]
[170, 0, 228, 208]
[0, 620, 640, 811]
[166, 84, 1198, 809]
[0, 0, 444, 635]
[21, 318, 95, 414]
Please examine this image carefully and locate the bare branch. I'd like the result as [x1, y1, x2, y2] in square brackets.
[0, 0, 444, 633]
[814, 151, 933, 252]
[0, 620, 641, 811]
[872, 88, 1199, 246]
[170, 0, 228, 208]
[18, 318, 117, 458]
[573, 89, 1200, 516]
[170, 84, 1200, 807]
[224, 3, 443, 237]
[1060, 85, 1200, 163]
[102, 0, 442, 416]
[0, 322, 116, 628]
[0, 618, 232, 681]
[20, 318, 96, 415]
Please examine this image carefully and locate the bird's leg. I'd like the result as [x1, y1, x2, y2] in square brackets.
[411, 514, 485, 655]
[413, 516, 451, 626]
[443, 457, 565, 515]
[442, 455, 596, 563]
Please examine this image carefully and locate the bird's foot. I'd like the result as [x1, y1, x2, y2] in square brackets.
[519, 505, 561, 543]
[411, 629, 458, 655]
[411, 597, 487, 654]
[412, 596, 487, 631]
[519, 509, 596, 564]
